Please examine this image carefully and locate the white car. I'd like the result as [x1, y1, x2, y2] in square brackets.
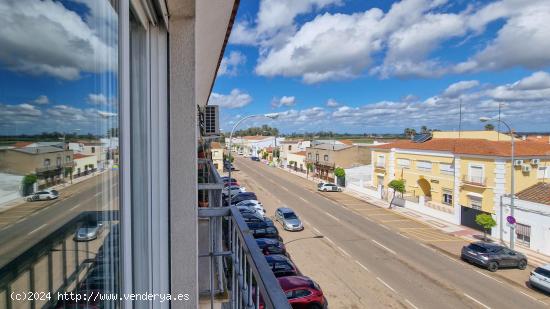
[317, 183, 341, 192]
[222, 185, 243, 197]
[26, 189, 59, 201]
[235, 200, 266, 216]
[529, 264, 550, 293]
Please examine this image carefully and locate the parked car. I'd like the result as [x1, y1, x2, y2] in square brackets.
[26, 189, 59, 201]
[265, 254, 299, 277]
[256, 238, 287, 256]
[250, 156, 260, 161]
[250, 225, 281, 241]
[460, 242, 527, 272]
[222, 185, 243, 197]
[226, 192, 257, 205]
[274, 207, 304, 231]
[223, 181, 240, 187]
[235, 200, 266, 216]
[75, 223, 104, 241]
[246, 217, 275, 230]
[278, 276, 327, 309]
[529, 264, 550, 293]
[221, 177, 237, 183]
[317, 183, 341, 192]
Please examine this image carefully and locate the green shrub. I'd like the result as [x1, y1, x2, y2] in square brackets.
[334, 167, 345, 178]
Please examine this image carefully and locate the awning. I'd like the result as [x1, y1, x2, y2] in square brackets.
[466, 192, 483, 198]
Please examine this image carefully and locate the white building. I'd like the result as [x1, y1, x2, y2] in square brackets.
[228, 136, 284, 156]
[493, 182, 550, 256]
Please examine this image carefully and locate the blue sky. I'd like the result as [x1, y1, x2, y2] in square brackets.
[211, 0, 550, 134]
[0, 0, 118, 136]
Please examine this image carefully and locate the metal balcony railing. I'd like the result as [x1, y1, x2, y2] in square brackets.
[462, 175, 487, 187]
[198, 207, 290, 309]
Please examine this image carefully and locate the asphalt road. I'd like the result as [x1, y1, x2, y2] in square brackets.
[0, 174, 118, 268]
[235, 157, 549, 309]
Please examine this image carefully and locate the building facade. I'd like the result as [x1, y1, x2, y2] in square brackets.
[371, 131, 550, 230]
[210, 141, 224, 173]
[306, 143, 372, 182]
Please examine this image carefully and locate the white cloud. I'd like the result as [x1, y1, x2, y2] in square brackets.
[0, 0, 117, 80]
[219, 51, 246, 76]
[512, 71, 550, 90]
[238, 0, 550, 82]
[271, 96, 296, 108]
[326, 98, 340, 107]
[442, 80, 479, 97]
[87, 93, 112, 105]
[209, 89, 253, 109]
[487, 71, 550, 102]
[31, 95, 49, 105]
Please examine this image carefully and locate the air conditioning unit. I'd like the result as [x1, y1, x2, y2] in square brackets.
[522, 164, 531, 173]
[204, 105, 219, 135]
[514, 159, 524, 166]
[530, 158, 540, 165]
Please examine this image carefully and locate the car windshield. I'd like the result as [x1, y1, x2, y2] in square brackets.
[467, 244, 488, 253]
[534, 267, 550, 278]
[271, 261, 293, 271]
[283, 212, 297, 219]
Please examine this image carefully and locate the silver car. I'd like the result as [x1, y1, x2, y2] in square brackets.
[274, 207, 303, 231]
[529, 264, 550, 293]
[26, 189, 59, 201]
[75, 223, 104, 241]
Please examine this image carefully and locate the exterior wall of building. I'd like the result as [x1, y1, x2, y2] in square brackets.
[459, 156, 497, 213]
[211, 147, 224, 173]
[494, 197, 550, 256]
[0, 149, 73, 176]
[72, 155, 97, 177]
[432, 130, 512, 141]
[287, 152, 306, 171]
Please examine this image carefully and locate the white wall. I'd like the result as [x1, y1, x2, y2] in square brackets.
[493, 197, 550, 256]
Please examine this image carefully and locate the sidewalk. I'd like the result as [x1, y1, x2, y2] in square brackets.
[345, 186, 550, 267]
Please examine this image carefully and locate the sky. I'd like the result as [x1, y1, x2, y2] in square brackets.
[210, 0, 550, 134]
[0, 0, 118, 136]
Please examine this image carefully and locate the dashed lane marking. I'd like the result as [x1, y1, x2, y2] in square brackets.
[376, 277, 396, 293]
[337, 246, 352, 257]
[463, 293, 491, 309]
[29, 224, 47, 235]
[354, 260, 370, 272]
[405, 299, 419, 309]
[371, 239, 397, 255]
[324, 211, 341, 222]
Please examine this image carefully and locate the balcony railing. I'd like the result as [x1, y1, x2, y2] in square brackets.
[462, 175, 487, 187]
[198, 207, 290, 309]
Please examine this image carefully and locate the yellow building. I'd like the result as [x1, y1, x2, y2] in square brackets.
[371, 131, 550, 229]
[210, 142, 224, 173]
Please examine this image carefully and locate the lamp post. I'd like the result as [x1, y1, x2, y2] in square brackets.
[480, 116, 515, 248]
[227, 113, 278, 207]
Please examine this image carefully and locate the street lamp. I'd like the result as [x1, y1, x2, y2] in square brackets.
[480, 116, 516, 248]
[227, 113, 278, 207]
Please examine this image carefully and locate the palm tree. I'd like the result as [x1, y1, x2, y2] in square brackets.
[420, 126, 428, 134]
[484, 123, 495, 131]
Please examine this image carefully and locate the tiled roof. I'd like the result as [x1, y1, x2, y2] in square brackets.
[73, 153, 94, 159]
[210, 142, 223, 149]
[516, 182, 550, 206]
[242, 135, 271, 140]
[309, 143, 351, 151]
[339, 139, 354, 145]
[294, 151, 307, 156]
[371, 138, 550, 157]
[12, 146, 65, 155]
[14, 141, 33, 148]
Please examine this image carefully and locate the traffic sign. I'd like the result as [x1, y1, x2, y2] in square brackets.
[506, 215, 516, 225]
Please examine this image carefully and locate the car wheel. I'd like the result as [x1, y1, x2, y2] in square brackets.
[487, 261, 499, 272]
[518, 259, 527, 270]
[47, 196, 52, 200]
[27, 197, 33, 202]
[338, 188, 342, 192]
[323, 188, 327, 192]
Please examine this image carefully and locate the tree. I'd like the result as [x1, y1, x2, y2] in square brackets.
[388, 179, 405, 209]
[420, 126, 429, 134]
[22, 174, 38, 195]
[334, 167, 345, 178]
[475, 213, 496, 241]
[403, 128, 416, 138]
[64, 167, 74, 184]
[261, 152, 269, 160]
[484, 123, 495, 131]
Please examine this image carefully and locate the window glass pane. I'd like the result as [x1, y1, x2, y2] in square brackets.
[0, 1, 120, 308]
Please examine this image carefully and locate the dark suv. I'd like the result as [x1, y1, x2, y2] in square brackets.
[461, 242, 527, 272]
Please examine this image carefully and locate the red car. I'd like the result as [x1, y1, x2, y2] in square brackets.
[258, 276, 327, 309]
[278, 276, 327, 309]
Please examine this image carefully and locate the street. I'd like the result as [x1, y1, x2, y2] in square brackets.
[234, 156, 550, 309]
[0, 173, 118, 269]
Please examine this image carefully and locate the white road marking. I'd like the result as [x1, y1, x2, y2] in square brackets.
[518, 291, 538, 302]
[420, 243, 436, 252]
[299, 197, 308, 203]
[463, 293, 491, 309]
[312, 227, 321, 234]
[475, 270, 504, 284]
[29, 224, 47, 235]
[399, 233, 409, 239]
[354, 260, 370, 272]
[337, 246, 351, 257]
[379, 223, 391, 231]
[70, 203, 82, 211]
[324, 237, 335, 245]
[376, 277, 396, 293]
[372, 239, 397, 255]
[405, 299, 419, 309]
[324, 211, 341, 222]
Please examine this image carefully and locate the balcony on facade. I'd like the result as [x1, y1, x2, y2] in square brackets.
[197, 153, 289, 308]
[462, 175, 487, 187]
